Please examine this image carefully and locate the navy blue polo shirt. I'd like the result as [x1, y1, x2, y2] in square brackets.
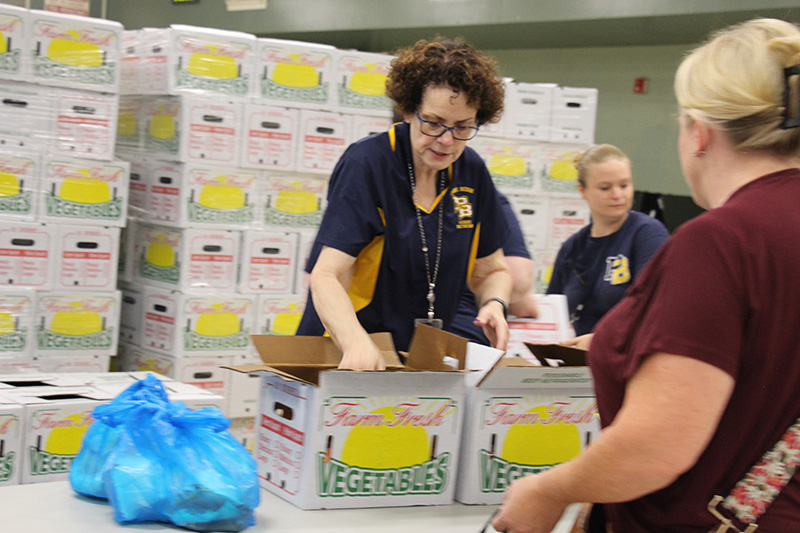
[297, 121, 509, 351]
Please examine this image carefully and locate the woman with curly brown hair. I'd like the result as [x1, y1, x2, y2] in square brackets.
[296, 36, 514, 369]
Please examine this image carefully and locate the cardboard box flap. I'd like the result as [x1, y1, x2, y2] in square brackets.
[248, 332, 402, 366]
[475, 343, 589, 388]
[523, 343, 587, 367]
[405, 324, 468, 371]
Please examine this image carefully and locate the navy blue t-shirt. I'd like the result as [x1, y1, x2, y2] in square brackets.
[448, 192, 530, 345]
[297, 121, 509, 351]
[546, 210, 669, 336]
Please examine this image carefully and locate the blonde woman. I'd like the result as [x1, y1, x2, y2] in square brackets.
[494, 18, 800, 532]
[546, 144, 668, 336]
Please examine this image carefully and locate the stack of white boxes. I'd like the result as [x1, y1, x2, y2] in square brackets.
[113, 25, 396, 448]
[468, 80, 598, 294]
[0, 6, 127, 375]
[0, 371, 224, 486]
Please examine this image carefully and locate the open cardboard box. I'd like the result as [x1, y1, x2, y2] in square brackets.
[225, 324, 503, 509]
[455, 342, 601, 504]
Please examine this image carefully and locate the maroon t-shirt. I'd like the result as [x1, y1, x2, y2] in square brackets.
[590, 169, 800, 532]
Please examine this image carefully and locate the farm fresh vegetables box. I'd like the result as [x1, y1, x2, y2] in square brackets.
[227, 326, 497, 509]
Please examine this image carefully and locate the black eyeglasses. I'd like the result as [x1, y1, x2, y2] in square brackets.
[414, 109, 480, 141]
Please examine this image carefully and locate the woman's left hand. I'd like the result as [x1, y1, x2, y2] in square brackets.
[492, 475, 569, 533]
[474, 300, 509, 350]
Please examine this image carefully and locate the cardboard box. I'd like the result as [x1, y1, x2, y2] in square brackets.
[35, 355, 111, 374]
[539, 143, 587, 195]
[119, 29, 142, 94]
[0, 150, 39, 222]
[0, 4, 27, 82]
[238, 230, 298, 294]
[0, 372, 87, 390]
[260, 173, 326, 232]
[51, 87, 119, 161]
[225, 354, 261, 418]
[148, 162, 259, 229]
[550, 87, 598, 145]
[25, 10, 122, 93]
[0, 80, 54, 153]
[112, 347, 231, 402]
[4, 385, 114, 484]
[118, 281, 144, 346]
[140, 25, 257, 98]
[142, 95, 243, 165]
[296, 110, 351, 175]
[122, 155, 148, 220]
[40, 156, 129, 228]
[253, 293, 306, 337]
[470, 136, 542, 194]
[226, 326, 486, 509]
[351, 114, 392, 142]
[547, 197, 590, 251]
[455, 344, 600, 504]
[139, 285, 255, 357]
[240, 103, 299, 171]
[228, 414, 256, 452]
[506, 294, 573, 359]
[0, 393, 24, 486]
[0, 357, 44, 374]
[34, 290, 121, 357]
[256, 38, 337, 111]
[0, 221, 54, 290]
[53, 225, 120, 291]
[506, 194, 550, 244]
[333, 49, 394, 117]
[132, 221, 241, 292]
[0, 288, 35, 360]
[504, 82, 557, 141]
[115, 95, 145, 152]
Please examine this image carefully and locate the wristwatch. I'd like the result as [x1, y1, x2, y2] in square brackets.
[482, 297, 508, 319]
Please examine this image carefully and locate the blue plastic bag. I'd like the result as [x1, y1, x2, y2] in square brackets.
[70, 375, 260, 532]
[70, 375, 169, 499]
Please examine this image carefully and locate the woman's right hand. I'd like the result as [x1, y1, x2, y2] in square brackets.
[562, 334, 593, 351]
[338, 338, 387, 370]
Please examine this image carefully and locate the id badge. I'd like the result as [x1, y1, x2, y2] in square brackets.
[414, 317, 443, 329]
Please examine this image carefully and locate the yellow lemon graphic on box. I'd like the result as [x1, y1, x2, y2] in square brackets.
[0, 310, 15, 335]
[198, 175, 246, 210]
[195, 304, 239, 337]
[272, 54, 319, 88]
[275, 186, 317, 214]
[500, 406, 581, 466]
[117, 112, 137, 137]
[187, 45, 238, 79]
[145, 234, 175, 268]
[0, 170, 20, 197]
[489, 152, 526, 176]
[548, 160, 578, 181]
[150, 111, 176, 140]
[341, 406, 430, 469]
[45, 413, 89, 455]
[272, 311, 301, 336]
[59, 169, 111, 204]
[47, 30, 104, 67]
[0, 32, 7, 55]
[348, 64, 386, 96]
[50, 302, 102, 336]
